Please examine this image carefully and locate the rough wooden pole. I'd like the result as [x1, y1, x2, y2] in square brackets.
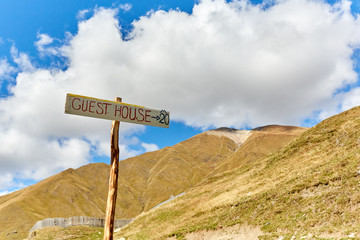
[104, 97, 121, 240]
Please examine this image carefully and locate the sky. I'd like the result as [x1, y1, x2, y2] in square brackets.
[0, 0, 360, 195]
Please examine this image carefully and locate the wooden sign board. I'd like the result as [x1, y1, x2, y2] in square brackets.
[65, 93, 169, 128]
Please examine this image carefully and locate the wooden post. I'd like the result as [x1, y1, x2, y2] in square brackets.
[103, 97, 121, 240]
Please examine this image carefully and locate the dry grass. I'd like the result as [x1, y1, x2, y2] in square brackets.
[114, 106, 360, 240]
[2, 128, 277, 239]
[30, 226, 103, 240]
[25, 125, 306, 240]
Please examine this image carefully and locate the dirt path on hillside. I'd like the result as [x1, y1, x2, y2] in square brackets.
[167, 225, 263, 240]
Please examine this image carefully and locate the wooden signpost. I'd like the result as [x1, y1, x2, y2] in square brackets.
[65, 93, 169, 240]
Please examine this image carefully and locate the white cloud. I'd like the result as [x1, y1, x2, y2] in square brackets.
[341, 87, 360, 111]
[141, 142, 160, 152]
[1, 0, 360, 192]
[0, 191, 11, 196]
[0, 173, 16, 192]
[77, 9, 90, 20]
[119, 3, 132, 12]
[94, 128, 145, 159]
[35, 33, 59, 56]
[36, 33, 53, 47]
[317, 86, 360, 120]
[10, 45, 35, 72]
[62, 0, 360, 128]
[119, 144, 142, 160]
[0, 130, 90, 179]
[0, 58, 15, 80]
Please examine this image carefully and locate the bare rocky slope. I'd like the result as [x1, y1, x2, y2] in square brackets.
[0, 125, 306, 239]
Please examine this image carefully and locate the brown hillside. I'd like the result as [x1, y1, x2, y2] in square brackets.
[209, 125, 308, 176]
[252, 124, 308, 134]
[0, 163, 111, 240]
[116, 106, 360, 239]
[0, 129, 242, 239]
[0, 125, 306, 239]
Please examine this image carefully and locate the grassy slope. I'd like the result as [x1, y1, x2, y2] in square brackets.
[29, 226, 104, 240]
[0, 131, 240, 239]
[117, 132, 238, 213]
[0, 125, 306, 239]
[116, 106, 360, 239]
[0, 164, 111, 240]
[209, 125, 308, 176]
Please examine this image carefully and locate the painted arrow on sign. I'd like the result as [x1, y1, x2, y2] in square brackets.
[64, 93, 170, 128]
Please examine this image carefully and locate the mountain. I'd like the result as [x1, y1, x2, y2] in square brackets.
[115, 106, 360, 239]
[209, 125, 308, 176]
[0, 125, 306, 239]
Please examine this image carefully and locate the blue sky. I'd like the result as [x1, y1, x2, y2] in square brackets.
[0, 0, 360, 195]
[0, 0, 194, 62]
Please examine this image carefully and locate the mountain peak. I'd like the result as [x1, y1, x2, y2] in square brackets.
[206, 128, 252, 147]
[252, 124, 309, 134]
[212, 127, 239, 132]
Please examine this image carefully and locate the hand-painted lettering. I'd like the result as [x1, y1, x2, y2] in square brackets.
[71, 98, 81, 110]
[129, 107, 136, 121]
[96, 102, 104, 115]
[89, 101, 95, 113]
[137, 108, 145, 122]
[152, 110, 170, 125]
[103, 103, 112, 115]
[122, 106, 128, 119]
[81, 100, 89, 112]
[145, 110, 151, 122]
[114, 105, 121, 117]
[65, 94, 169, 128]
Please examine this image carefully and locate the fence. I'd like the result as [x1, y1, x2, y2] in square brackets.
[29, 216, 132, 233]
